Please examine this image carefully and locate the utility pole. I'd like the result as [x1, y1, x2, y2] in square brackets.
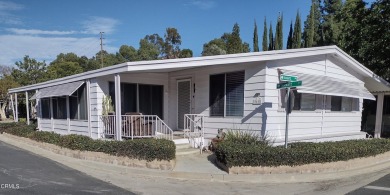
[100, 32, 105, 68]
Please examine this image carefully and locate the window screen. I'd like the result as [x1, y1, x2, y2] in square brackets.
[331, 96, 342, 111]
[226, 71, 244, 116]
[41, 98, 51, 119]
[209, 71, 244, 117]
[209, 74, 225, 116]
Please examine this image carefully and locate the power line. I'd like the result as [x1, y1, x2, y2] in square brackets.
[100, 32, 105, 68]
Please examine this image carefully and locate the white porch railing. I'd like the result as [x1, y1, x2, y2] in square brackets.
[100, 115, 173, 140]
[184, 114, 204, 153]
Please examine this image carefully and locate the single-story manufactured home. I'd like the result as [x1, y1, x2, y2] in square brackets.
[8, 46, 390, 148]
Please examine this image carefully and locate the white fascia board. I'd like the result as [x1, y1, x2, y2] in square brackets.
[333, 46, 373, 77]
[8, 46, 341, 93]
[8, 65, 129, 93]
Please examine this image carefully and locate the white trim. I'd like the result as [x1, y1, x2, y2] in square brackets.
[50, 97, 53, 131]
[87, 79, 91, 137]
[10, 46, 386, 94]
[66, 96, 70, 133]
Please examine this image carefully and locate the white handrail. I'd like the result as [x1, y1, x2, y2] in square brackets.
[100, 115, 173, 140]
[184, 114, 204, 153]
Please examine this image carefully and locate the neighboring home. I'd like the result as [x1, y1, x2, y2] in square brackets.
[8, 46, 390, 148]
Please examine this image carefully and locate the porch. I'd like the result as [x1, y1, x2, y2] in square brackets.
[99, 113, 205, 149]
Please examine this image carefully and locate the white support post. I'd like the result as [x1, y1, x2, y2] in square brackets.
[50, 97, 54, 131]
[66, 96, 70, 133]
[25, 91, 30, 125]
[36, 90, 40, 130]
[114, 74, 122, 141]
[14, 93, 18, 122]
[375, 93, 384, 138]
[10, 94, 15, 121]
[86, 79, 92, 138]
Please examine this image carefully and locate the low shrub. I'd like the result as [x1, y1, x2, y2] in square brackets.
[224, 130, 271, 147]
[0, 122, 175, 161]
[215, 139, 390, 167]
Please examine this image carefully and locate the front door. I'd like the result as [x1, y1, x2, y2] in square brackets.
[177, 79, 191, 130]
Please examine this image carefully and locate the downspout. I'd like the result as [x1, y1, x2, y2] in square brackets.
[87, 79, 92, 138]
[25, 91, 30, 125]
[14, 93, 18, 122]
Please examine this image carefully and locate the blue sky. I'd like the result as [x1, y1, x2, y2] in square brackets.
[0, 0, 375, 66]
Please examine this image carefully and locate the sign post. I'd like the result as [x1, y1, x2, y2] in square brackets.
[276, 74, 302, 149]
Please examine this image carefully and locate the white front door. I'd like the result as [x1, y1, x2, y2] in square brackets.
[177, 79, 191, 130]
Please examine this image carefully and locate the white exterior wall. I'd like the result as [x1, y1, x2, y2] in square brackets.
[168, 61, 267, 138]
[265, 54, 365, 144]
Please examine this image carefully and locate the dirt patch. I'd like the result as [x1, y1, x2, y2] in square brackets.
[1, 133, 175, 170]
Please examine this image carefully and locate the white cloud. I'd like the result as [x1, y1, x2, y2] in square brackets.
[0, 1, 24, 25]
[6, 28, 77, 35]
[187, 0, 216, 10]
[81, 16, 119, 34]
[0, 35, 117, 66]
[0, 1, 24, 11]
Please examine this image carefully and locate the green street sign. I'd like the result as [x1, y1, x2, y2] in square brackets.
[280, 74, 298, 82]
[276, 80, 302, 89]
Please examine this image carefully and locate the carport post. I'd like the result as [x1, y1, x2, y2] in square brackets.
[14, 93, 18, 122]
[114, 74, 122, 141]
[10, 94, 15, 121]
[375, 93, 384, 138]
[25, 91, 30, 125]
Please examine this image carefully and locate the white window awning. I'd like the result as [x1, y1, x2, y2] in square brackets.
[279, 69, 376, 100]
[30, 81, 84, 100]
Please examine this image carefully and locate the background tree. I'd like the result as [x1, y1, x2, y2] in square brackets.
[268, 23, 274, 50]
[163, 28, 182, 59]
[287, 21, 293, 49]
[253, 20, 259, 52]
[226, 23, 243, 54]
[303, 0, 322, 47]
[119, 45, 139, 62]
[262, 18, 268, 51]
[179, 49, 193, 58]
[292, 11, 302, 48]
[0, 66, 19, 120]
[321, 0, 343, 45]
[275, 13, 283, 50]
[46, 61, 83, 79]
[11, 56, 47, 86]
[202, 38, 227, 56]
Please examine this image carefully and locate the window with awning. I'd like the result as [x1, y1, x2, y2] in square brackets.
[279, 69, 375, 100]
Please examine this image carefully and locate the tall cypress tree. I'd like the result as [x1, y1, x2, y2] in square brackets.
[303, 0, 321, 47]
[275, 13, 283, 50]
[268, 23, 274, 51]
[262, 17, 268, 51]
[287, 21, 293, 49]
[253, 20, 259, 52]
[292, 11, 302, 49]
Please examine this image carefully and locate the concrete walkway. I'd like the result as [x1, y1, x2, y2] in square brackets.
[173, 152, 226, 175]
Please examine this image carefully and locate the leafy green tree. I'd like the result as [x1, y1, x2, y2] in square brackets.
[303, 0, 322, 47]
[11, 56, 47, 86]
[119, 45, 138, 62]
[268, 23, 274, 50]
[358, 0, 390, 78]
[46, 61, 83, 79]
[0, 66, 19, 120]
[287, 21, 293, 49]
[275, 13, 283, 50]
[321, 0, 343, 45]
[303, 3, 316, 48]
[163, 28, 182, 59]
[262, 18, 268, 51]
[292, 11, 302, 49]
[226, 23, 243, 54]
[202, 38, 227, 56]
[179, 49, 193, 58]
[253, 20, 259, 52]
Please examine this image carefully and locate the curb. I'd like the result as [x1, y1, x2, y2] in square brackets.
[1, 133, 390, 184]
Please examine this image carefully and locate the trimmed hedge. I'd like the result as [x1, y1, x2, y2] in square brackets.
[215, 139, 390, 167]
[0, 123, 175, 162]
